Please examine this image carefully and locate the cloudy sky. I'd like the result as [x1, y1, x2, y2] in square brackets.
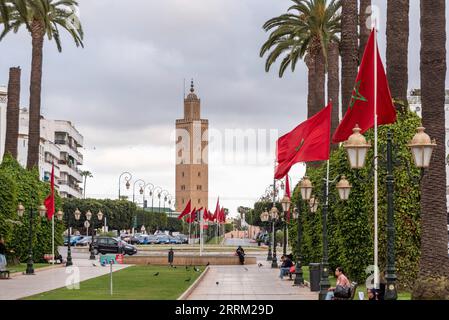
[1, 0, 448, 217]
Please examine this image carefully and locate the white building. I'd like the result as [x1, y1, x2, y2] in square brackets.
[408, 89, 449, 208]
[0, 87, 84, 198]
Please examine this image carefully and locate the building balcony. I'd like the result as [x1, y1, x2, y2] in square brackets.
[58, 163, 83, 183]
[57, 180, 83, 198]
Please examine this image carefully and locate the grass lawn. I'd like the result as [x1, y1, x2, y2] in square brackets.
[301, 267, 412, 300]
[24, 265, 204, 300]
[8, 263, 51, 274]
[206, 236, 223, 245]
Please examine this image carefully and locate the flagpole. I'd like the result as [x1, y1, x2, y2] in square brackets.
[373, 20, 379, 289]
[200, 209, 203, 256]
[52, 215, 55, 265]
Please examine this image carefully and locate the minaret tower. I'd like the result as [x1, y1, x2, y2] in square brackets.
[175, 80, 209, 212]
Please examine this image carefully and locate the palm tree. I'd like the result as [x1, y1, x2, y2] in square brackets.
[80, 170, 93, 199]
[4, 67, 21, 159]
[260, 0, 341, 118]
[414, 0, 449, 298]
[386, 0, 409, 111]
[340, 0, 358, 112]
[327, 41, 339, 137]
[0, 0, 84, 170]
[359, 0, 371, 61]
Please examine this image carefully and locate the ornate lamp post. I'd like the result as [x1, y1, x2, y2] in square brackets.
[304, 175, 352, 300]
[270, 206, 280, 268]
[133, 179, 145, 203]
[118, 172, 132, 199]
[89, 210, 104, 260]
[143, 183, 155, 211]
[343, 125, 435, 300]
[260, 209, 271, 260]
[17, 203, 47, 275]
[63, 208, 82, 267]
[154, 186, 163, 213]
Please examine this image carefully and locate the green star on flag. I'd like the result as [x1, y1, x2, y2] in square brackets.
[349, 80, 367, 109]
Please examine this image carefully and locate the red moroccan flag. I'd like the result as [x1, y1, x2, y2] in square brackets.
[177, 199, 191, 220]
[332, 29, 397, 143]
[219, 207, 226, 223]
[213, 198, 220, 221]
[186, 207, 196, 224]
[275, 103, 332, 179]
[44, 163, 55, 220]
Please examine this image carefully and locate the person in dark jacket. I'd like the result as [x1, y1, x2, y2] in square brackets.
[236, 246, 245, 265]
[279, 255, 294, 279]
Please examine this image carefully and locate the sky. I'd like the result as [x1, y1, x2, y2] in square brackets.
[0, 0, 448, 218]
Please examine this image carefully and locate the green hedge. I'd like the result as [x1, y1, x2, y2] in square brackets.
[0, 155, 64, 263]
[289, 111, 422, 290]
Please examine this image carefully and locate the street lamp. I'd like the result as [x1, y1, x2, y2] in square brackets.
[300, 175, 352, 300]
[343, 125, 372, 169]
[343, 125, 435, 300]
[133, 179, 146, 203]
[270, 206, 279, 268]
[281, 196, 291, 256]
[309, 196, 319, 213]
[118, 172, 132, 199]
[260, 209, 272, 261]
[89, 210, 104, 260]
[143, 183, 155, 211]
[17, 203, 47, 275]
[291, 204, 304, 286]
[154, 186, 163, 213]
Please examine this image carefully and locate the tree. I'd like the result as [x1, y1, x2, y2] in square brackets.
[386, 0, 409, 111]
[414, 0, 449, 299]
[359, 0, 371, 61]
[4, 67, 21, 159]
[340, 0, 359, 112]
[327, 42, 339, 137]
[0, 0, 84, 169]
[260, 0, 341, 118]
[80, 170, 93, 199]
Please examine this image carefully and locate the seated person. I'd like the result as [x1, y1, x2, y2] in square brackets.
[325, 267, 351, 300]
[279, 255, 294, 279]
[367, 288, 378, 301]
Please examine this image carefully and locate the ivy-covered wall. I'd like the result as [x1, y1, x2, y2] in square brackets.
[0, 155, 64, 263]
[289, 111, 422, 290]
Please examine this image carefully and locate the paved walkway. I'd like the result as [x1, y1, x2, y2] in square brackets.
[187, 256, 318, 300]
[0, 258, 130, 300]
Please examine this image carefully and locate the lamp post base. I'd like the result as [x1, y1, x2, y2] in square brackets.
[271, 257, 278, 268]
[25, 262, 34, 275]
[384, 281, 398, 300]
[293, 262, 304, 286]
[318, 263, 331, 300]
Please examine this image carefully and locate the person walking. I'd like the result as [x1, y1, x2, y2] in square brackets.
[0, 238, 7, 272]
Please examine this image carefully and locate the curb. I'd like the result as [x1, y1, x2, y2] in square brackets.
[9, 263, 65, 278]
[177, 266, 210, 301]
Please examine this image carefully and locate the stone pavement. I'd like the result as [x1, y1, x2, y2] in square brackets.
[187, 257, 318, 300]
[0, 259, 130, 300]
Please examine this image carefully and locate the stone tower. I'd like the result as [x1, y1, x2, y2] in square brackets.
[175, 80, 208, 212]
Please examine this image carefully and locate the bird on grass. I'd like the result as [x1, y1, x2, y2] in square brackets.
[153, 272, 159, 276]
[185, 278, 191, 282]
[185, 266, 190, 271]
[194, 266, 200, 272]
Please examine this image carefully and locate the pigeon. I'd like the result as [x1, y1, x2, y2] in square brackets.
[258, 263, 263, 268]
[206, 262, 210, 266]
[244, 267, 248, 271]
[92, 263, 97, 267]
[153, 272, 159, 276]
[185, 266, 190, 271]
[216, 281, 219, 286]
[194, 267, 200, 272]
[185, 278, 191, 282]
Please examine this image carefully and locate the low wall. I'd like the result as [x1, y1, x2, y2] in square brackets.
[124, 255, 257, 266]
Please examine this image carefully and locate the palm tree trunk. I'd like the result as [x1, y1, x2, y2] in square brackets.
[314, 49, 326, 113]
[341, 0, 359, 112]
[387, 0, 409, 111]
[418, 0, 449, 282]
[306, 55, 317, 119]
[26, 19, 45, 170]
[4, 67, 21, 159]
[359, 0, 371, 61]
[328, 42, 340, 140]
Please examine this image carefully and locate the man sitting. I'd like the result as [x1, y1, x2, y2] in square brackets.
[279, 255, 294, 279]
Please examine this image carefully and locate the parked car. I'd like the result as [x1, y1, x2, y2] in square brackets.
[175, 235, 188, 244]
[155, 235, 171, 244]
[64, 235, 84, 246]
[137, 235, 159, 245]
[93, 236, 137, 255]
[121, 234, 140, 245]
[75, 236, 92, 246]
[168, 235, 182, 244]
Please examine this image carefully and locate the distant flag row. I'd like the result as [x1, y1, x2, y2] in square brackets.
[177, 199, 226, 224]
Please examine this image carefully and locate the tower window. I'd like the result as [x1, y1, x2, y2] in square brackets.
[182, 198, 185, 204]
[182, 172, 185, 177]
[181, 185, 186, 191]
[198, 199, 201, 204]
[198, 172, 201, 177]
[197, 185, 202, 191]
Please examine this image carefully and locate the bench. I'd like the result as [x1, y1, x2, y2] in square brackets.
[0, 270, 10, 280]
[333, 282, 358, 300]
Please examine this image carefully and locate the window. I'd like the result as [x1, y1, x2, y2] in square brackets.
[198, 172, 201, 177]
[197, 185, 202, 191]
[181, 185, 186, 191]
[182, 172, 185, 178]
[182, 198, 185, 204]
[198, 199, 201, 204]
